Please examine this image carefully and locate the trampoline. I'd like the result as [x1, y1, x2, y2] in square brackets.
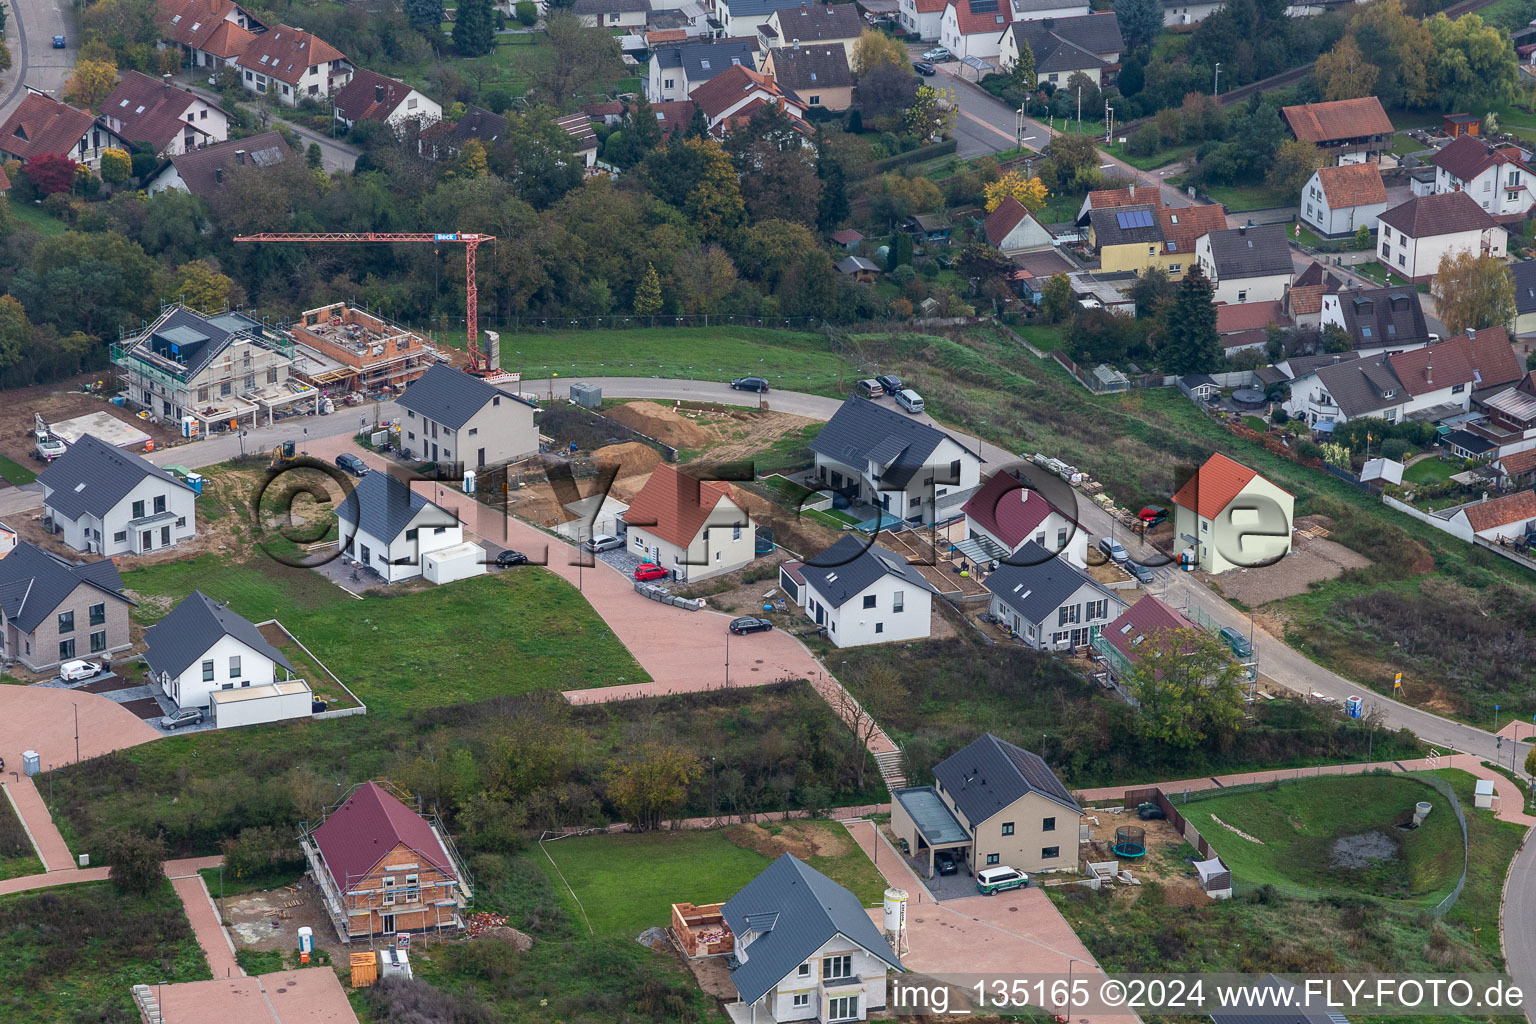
[1112, 825, 1146, 858]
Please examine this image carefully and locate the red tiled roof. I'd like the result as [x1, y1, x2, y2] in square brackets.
[1086, 185, 1160, 211]
[1171, 452, 1271, 519]
[1101, 594, 1194, 663]
[1454, 325, 1522, 391]
[831, 228, 863, 244]
[101, 71, 220, 151]
[1429, 134, 1533, 183]
[312, 782, 456, 891]
[1387, 341, 1473, 397]
[691, 63, 780, 120]
[333, 68, 417, 125]
[1461, 489, 1536, 532]
[914, 0, 946, 11]
[948, 0, 1012, 37]
[1377, 191, 1499, 239]
[983, 196, 1039, 248]
[1281, 97, 1391, 144]
[0, 93, 97, 162]
[1315, 161, 1387, 207]
[647, 28, 687, 43]
[159, 0, 256, 57]
[962, 469, 1077, 549]
[1216, 300, 1289, 334]
[1158, 203, 1226, 256]
[238, 24, 346, 86]
[1499, 449, 1536, 477]
[621, 462, 737, 549]
[0, 164, 11, 191]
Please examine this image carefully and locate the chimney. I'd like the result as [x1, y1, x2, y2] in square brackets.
[1238, 225, 1246, 236]
[235, 149, 246, 164]
[792, 37, 799, 48]
[375, 83, 384, 102]
[162, 74, 173, 90]
[1425, 353, 1432, 386]
[215, 166, 223, 183]
[1466, 327, 1476, 339]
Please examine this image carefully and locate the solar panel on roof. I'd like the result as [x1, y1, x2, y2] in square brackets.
[1115, 209, 1153, 230]
[971, 0, 999, 11]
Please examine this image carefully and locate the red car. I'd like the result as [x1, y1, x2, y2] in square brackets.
[634, 563, 669, 581]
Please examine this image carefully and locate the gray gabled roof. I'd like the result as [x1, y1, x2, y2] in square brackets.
[932, 733, 1081, 827]
[1089, 204, 1162, 247]
[982, 543, 1116, 626]
[809, 397, 979, 489]
[725, 0, 814, 17]
[396, 363, 532, 431]
[143, 590, 294, 681]
[723, 853, 902, 1005]
[1205, 224, 1292, 279]
[39, 433, 196, 522]
[0, 540, 131, 634]
[1512, 260, 1536, 315]
[573, 0, 649, 13]
[1009, 13, 1122, 74]
[335, 472, 458, 545]
[799, 535, 939, 609]
[658, 37, 759, 81]
[1308, 358, 1402, 419]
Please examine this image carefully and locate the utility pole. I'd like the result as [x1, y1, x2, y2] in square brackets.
[72, 703, 79, 764]
[1076, 85, 1081, 130]
[1213, 63, 1222, 96]
[1105, 102, 1114, 146]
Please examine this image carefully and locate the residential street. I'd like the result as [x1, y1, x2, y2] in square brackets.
[0, 0, 75, 120]
[177, 76, 361, 174]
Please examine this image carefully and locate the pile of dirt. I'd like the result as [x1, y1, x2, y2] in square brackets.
[726, 822, 852, 860]
[636, 926, 669, 950]
[482, 925, 536, 951]
[607, 401, 713, 449]
[592, 441, 664, 501]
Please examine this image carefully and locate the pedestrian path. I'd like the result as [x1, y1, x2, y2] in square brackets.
[3, 775, 76, 871]
[171, 870, 243, 980]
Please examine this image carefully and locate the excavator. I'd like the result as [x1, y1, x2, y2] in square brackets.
[270, 440, 300, 468]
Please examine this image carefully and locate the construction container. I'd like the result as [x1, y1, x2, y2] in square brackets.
[350, 952, 378, 988]
[22, 750, 38, 776]
[570, 382, 602, 408]
[379, 948, 412, 981]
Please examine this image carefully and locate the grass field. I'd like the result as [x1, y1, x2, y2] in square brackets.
[0, 793, 42, 881]
[0, 453, 36, 486]
[1199, 182, 1289, 212]
[1180, 774, 1463, 903]
[199, 864, 306, 901]
[7, 197, 65, 237]
[0, 879, 211, 1023]
[539, 822, 886, 939]
[1404, 458, 1456, 486]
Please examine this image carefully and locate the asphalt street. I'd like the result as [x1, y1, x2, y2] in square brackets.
[0, 0, 75, 121]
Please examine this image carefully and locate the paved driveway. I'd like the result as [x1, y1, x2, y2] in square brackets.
[0, 685, 159, 774]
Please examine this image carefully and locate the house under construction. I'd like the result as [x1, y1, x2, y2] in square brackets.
[288, 302, 440, 395]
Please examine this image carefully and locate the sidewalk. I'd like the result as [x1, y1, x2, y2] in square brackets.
[171, 872, 243, 980]
[3, 775, 75, 871]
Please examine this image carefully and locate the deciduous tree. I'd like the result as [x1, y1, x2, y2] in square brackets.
[106, 830, 168, 895]
[1159, 264, 1222, 374]
[65, 58, 117, 109]
[634, 261, 663, 314]
[0, 296, 31, 380]
[168, 259, 241, 312]
[670, 243, 737, 313]
[1041, 271, 1073, 323]
[681, 138, 745, 244]
[1346, 0, 1432, 109]
[1265, 138, 1324, 197]
[982, 169, 1048, 212]
[1122, 628, 1246, 749]
[1426, 12, 1518, 111]
[21, 153, 78, 196]
[452, 0, 496, 56]
[851, 28, 906, 77]
[1431, 251, 1516, 335]
[535, 11, 623, 106]
[605, 744, 703, 831]
[904, 83, 955, 141]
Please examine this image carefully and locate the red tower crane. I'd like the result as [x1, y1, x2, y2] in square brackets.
[233, 232, 497, 372]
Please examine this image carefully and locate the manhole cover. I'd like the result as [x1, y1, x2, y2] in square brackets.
[754, 659, 764, 664]
[276, 988, 288, 994]
[751, 667, 759, 672]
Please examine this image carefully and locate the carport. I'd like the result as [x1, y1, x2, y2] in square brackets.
[891, 786, 971, 879]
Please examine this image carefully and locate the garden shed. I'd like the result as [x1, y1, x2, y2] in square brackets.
[1194, 856, 1232, 899]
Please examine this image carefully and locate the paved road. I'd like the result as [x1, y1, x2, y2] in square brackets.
[0, 0, 75, 121]
[177, 76, 361, 174]
[1505, 839, 1536, 1019]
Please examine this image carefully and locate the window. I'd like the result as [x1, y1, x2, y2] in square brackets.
[809, 95, 820, 105]
[1381, 242, 1391, 257]
[1237, 290, 1248, 302]
[1452, 383, 1465, 394]
[198, 387, 209, 401]
[113, 531, 126, 544]
[405, 873, 419, 902]
[154, 495, 167, 514]
[664, 77, 675, 89]
[1043, 846, 1061, 858]
[1056, 527, 1068, 548]
[1058, 604, 1080, 626]
[59, 639, 75, 661]
[221, 381, 232, 397]
[949, 459, 961, 481]
[733, 524, 742, 541]
[1397, 254, 1405, 267]
[823, 955, 852, 980]
[793, 993, 811, 1008]
[828, 996, 859, 1021]
[1043, 816, 1056, 832]
[89, 603, 105, 626]
[468, 428, 478, 436]
[382, 876, 396, 906]
[1484, 180, 1492, 191]
[176, 517, 186, 528]
[1087, 598, 1107, 620]
[132, 500, 145, 519]
[405, 528, 418, 542]
[1001, 822, 1014, 836]
[267, 367, 279, 384]
[1047, 72, 1058, 82]
[798, 963, 812, 979]
[893, 591, 904, 613]
[90, 630, 106, 654]
[58, 611, 74, 634]
[862, 595, 876, 609]
[229, 655, 242, 678]
[1200, 520, 1209, 534]
[203, 660, 215, 682]
[986, 852, 1000, 865]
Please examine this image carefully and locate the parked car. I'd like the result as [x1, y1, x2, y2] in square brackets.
[163, 708, 204, 730]
[336, 452, 369, 477]
[1138, 505, 1167, 527]
[634, 563, 669, 581]
[934, 851, 959, 875]
[495, 549, 528, 567]
[976, 866, 1029, 895]
[856, 378, 884, 399]
[731, 376, 770, 393]
[895, 389, 925, 414]
[583, 534, 624, 552]
[876, 374, 905, 395]
[59, 659, 101, 682]
[913, 60, 936, 75]
[923, 46, 951, 61]
[729, 616, 774, 634]
[1097, 537, 1129, 564]
[1219, 626, 1254, 659]
[1129, 560, 1157, 584]
[53, 35, 66, 48]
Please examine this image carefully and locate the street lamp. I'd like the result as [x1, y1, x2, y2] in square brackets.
[72, 702, 79, 764]
[1214, 63, 1222, 96]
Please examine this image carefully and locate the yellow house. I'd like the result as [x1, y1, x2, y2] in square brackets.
[1087, 202, 1228, 281]
[1172, 452, 1295, 574]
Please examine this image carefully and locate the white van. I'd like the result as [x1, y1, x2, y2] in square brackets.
[976, 865, 1028, 894]
[895, 389, 925, 414]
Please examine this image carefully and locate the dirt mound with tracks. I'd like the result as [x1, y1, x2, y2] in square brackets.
[606, 401, 713, 449]
[591, 441, 664, 501]
[726, 822, 853, 860]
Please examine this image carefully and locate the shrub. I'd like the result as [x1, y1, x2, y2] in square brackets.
[892, 264, 916, 285]
[107, 830, 168, 896]
[515, 0, 536, 23]
[1296, 440, 1323, 461]
[1380, 438, 1412, 462]
[366, 976, 498, 1024]
[1127, 123, 1160, 158]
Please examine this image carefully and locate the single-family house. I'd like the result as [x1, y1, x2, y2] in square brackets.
[0, 541, 134, 672]
[621, 463, 755, 582]
[1216, 300, 1290, 355]
[720, 853, 904, 1023]
[1376, 192, 1507, 283]
[1157, 204, 1229, 282]
[574, 0, 651, 28]
[761, 4, 861, 64]
[898, 0, 947, 38]
[333, 69, 441, 134]
[937, 0, 1014, 61]
[1299, 161, 1388, 239]
[835, 255, 881, 280]
[584, 97, 698, 138]
[143, 590, 298, 710]
[1196, 224, 1292, 305]
[1285, 261, 1346, 328]
[232, 24, 353, 105]
[1285, 354, 1407, 426]
[100, 72, 229, 157]
[1280, 96, 1392, 165]
[0, 91, 129, 171]
[690, 63, 808, 138]
[143, 131, 290, 197]
[1171, 452, 1294, 573]
[396, 364, 538, 468]
[1513, 260, 1536, 336]
[983, 544, 1125, 649]
[997, 12, 1123, 87]
[809, 396, 983, 524]
[1162, 0, 1224, 25]
[763, 44, 853, 110]
[799, 535, 939, 647]
[39, 434, 199, 557]
[419, 106, 507, 161]
[892, 732, 1082, 880]
[1074, 183, 1160, 226]
[304, 781, 472, 940]
[1009, 0, 1091, 18]
[1318, 286, 1429, 353]
[157, 0, 262, 71]
[555, 112, 600, 168]
[961, 468, 1087, 566]
[1427, 134, 1536, 219]
[113, 304, 298, 432]
[1094, 593, 1199, 680]
[1087, 200, 1225, 281]
[1495, 448, 1536, 489]
[711, 0, 811, 37]
[335, 472, 471, 584]
[982, 196, 1053, 255]
[1447, 490, 1536, 543]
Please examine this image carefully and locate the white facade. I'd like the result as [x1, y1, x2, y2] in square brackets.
[158, 632, 292, 710]
[1434, 161, 1536, 218]
[1162, 0, 1223, 24]
[998, 29, 1111, 84]
[100, 94, 230, 158]
[49, 475, 198, 557]
[338, 88, 442, 134]
[803, 571, 931, 648]
[1299, 170, 1387, 238]
[966, 509, 1088, 568]
[743, 934, 894, 1022]
[897, 0, 943, 39]
[624, 497, 756, 583]
[1280, 372, 1469, 427]
[1194, 236, 1290, 305]
[648, 61, 688, 102]
[578, 7, 649, 27]
[1377, 220, 1507, 282]
[937, 4, 1007, 61]
[341, 503, 465, 584]
[210, 679, 313, 729]
[422, 541, 489, 585]
[988, 580, 1123, 651]
[1174, 475, 1294, 574]
[813, 436, 981, 525]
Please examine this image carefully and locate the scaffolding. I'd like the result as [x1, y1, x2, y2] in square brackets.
[288, 302, 439, 394]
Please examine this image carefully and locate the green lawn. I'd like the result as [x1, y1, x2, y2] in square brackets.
[0, 453, 36, 486]
[1389, 132, 1432, 159]
[199, 864, 306, 901]
[0, 792, 42, 881]
[1352, 260, 1414, 288]
[539, 822, 886, 939]
[382, 32, 557, 100]
[1404, 457, 1455, 486]
[1199, 181, 1289, 212]
[1102, 140, 1197, 172]
[1179, 773, 1463, 904]
[0, 879, 211, 1023]
[1242, 415, 1268, 433]
[7, 197, 66, 237]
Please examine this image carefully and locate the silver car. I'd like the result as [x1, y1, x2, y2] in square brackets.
[164, 708, 204, 729]
[583, 534, 624, 553]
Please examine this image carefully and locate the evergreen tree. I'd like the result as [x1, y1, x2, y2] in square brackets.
[1160, 265, 1222, 374]
[816, 145, 849, 232]
[1011, 40, 1036, 91]
[634, 263, 663, 315]
[453, 0, 496, 57]
[687, 103, 710, 139]
[404, 0, 446, 32]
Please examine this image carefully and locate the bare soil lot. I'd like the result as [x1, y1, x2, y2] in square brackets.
[605, 400, 820, 464]
[1209, 533, 1372, 607]
[0, 372, 182, 469]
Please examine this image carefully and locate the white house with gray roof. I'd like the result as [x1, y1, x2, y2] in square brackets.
[1195, 224, 1293, 304]
[144, 590, 299, 711]
[336, 472, 472, 584]
[647, 37, 761, 102]
[798, 535, 938, 647]
[983, 543, 1125, 650]
[809, 397, 982, 525]
[722, 853, 903, 1022]
[396, 363, 537, 468]
[39, 434, 198, 557]
[0, 540, 134, 672]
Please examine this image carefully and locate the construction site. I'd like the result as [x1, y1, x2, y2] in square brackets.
[287, 302, 441, 397]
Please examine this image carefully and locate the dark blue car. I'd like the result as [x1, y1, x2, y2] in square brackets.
[53, 35, 66, 48]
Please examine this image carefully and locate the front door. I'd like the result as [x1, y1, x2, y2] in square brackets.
[477, 447, 485, 467]
[381, 913, 394, 934]
[140, 530, 153, 551]
[431, 443, 439, 461]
